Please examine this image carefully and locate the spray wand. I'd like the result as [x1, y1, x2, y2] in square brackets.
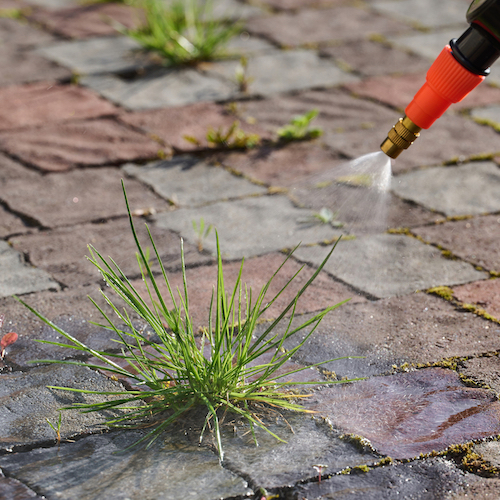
[381, 0, 500, 159]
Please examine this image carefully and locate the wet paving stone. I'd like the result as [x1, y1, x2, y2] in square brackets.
[0, 474, 40, 499]
[37, 36, 148, 76]
[0, 429, 252, 500]
[123, 156, 267, 207]
[0, 82, 118, 131]
[154, 195, 342, 259]
[413, 214, 500, 273]
[294, 234, 486, 299]
[453, 279, 500, 320]
[245, 6, 405, 47]
[274, 292, 499, 379]
[118, 101, 271, 153]
[8, 216, 209, 288]
[372, 0, 469, 29]
[392, 162, 500, 217]
[292, 457, 469, 499]
[0, 118, 164, 172]
[203, 49, 358, 96]
[308, 368, 500, 459]
[0, 167, 170, 227]
[0, 241, 58, 299]
[130, 252, 366, 331]
[220, 412, 381, 489]
[28, 2, 145, 39]
[0, 364, 131, 450]
[328, 115, 500, 174]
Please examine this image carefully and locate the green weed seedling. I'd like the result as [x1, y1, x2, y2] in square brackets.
[299, 208, 345, 228]
[124, 0, 240, 66]
[192, 217, 213, 251]
[235, 56, 254, 93]
[18, 182, 360, 461]
[185, 120, 261, 149]
[277, 109, 323, 142]
[46, 412, 62, 445]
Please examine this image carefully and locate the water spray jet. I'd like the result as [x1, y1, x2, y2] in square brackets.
[381, 0, 500, 159]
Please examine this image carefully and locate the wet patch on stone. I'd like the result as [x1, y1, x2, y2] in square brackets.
[123, 156, 267, 207]
[0, 473, 40, 499]
[0, 429, 252, 500]
[308, 368, 500, 459]
[0, 364, 132, 450]
[291, 457, 469, 500]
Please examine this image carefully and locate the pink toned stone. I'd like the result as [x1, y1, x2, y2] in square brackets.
[130, 252, 365, 331]
[0, 118, 165, 172]
[0, 82, 118, 131]
[28, 3, 145, 39]
[119, 101, 271, 153]
[453, 279, 500, 321]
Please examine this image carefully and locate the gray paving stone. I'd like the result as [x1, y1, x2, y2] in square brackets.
[293, 234, 487, 298]
[471, 104, 500, 126]
[225, 32, 277, 57]
[0, 205, 25, 238]
[0, 474, 40, 499]
[37, 36, 147, 76]
[81, 68, 236, 110]
[372, 0, 469, 29]
[24, 0, 80, 7]
[204, 49, 358, 96]
[0, 364, 130, 450]
[0, 428, 252, 500]
[123, 156, 266, 207]
[154, 195, 342, 259]
[0, 240, 58, 298]
[293, 458, 469, 499]
[0, 17, 56, 49]
[392, 162, 500, 217]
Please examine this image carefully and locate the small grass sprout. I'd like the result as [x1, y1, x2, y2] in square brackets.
[185, 120, 261, 150]
[235, 56, 253, 93]
[298, 207, 344, 228]
[192, 217, 213, 251]
[18, 182, 358, 461]
[125, 0, 240, 66]
[46, 412, 62, 445]
[277, 109, 323, 142]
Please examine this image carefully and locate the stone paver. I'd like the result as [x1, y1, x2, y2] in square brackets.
[81, 68, 236, 110]
[294, 234, 486, 299]
[0, 167, 171, 227]
[413, 214, 500, 273]
[392, 162, 500, 217]
[154, 195, 342, 259]
[472, 104, 500, 127]
[245, 6, 406, 47]
[0, 118, 164, 172]
[372, 0, 469, 29]
[118, 101, 271, 152]
[0, 82, 118, 131]
[0, 16, 55, 49]
[0, 240, 58, 298]
[459, 356, 500, 394]
[453, 279, 500, 320]
[123, 156, 267, 207]
[0, 205, 25, 238]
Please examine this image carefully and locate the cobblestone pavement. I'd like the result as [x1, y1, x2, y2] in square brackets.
[1, 0, 500, 498]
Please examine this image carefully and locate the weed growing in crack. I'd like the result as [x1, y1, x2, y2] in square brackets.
[185, 120, 261, 149]
[18, 182, 357, 461]
[124, 0, 240, 66]
[277, 109, 323, 142]
[192, 217, 213, 251]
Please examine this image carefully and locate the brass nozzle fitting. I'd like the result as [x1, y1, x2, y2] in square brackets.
[380, 116, 422, 159]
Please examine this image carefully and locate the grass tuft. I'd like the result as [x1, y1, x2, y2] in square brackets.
[18, 182, 358, 461]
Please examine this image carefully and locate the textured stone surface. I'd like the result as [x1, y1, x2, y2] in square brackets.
[0, 167, 170, 227]
[154, 195, 342, 259]
[123, 156, 267, 207]
[294, 234, 486, 299]
[130, 252, 365, 330]
[413, 214, 500, 273]
[0, 429, 252, 499]
[0, 240, 58, 298]
[37, 36, 148, 75]
[453, 279, 500, 320]
[459, 356, 500, 395]
[81, 68, 236, 110]
[0, 16, 55, 49]
[204, 49, 358, 96]
[245, 6, 404, 47]
[0, 474, 40, 499]
[0, 205, 26, 237]
[0, 118, 163, 172]
[293, 458, 469, 499]
[28, 3, 145, 39]
[472, 104, 500, 126]
[278, 293, 500, 379]
[119, 101, 271, 152]
[392, 162, 500, 217]
[0, 82, 118, 131]
[8, 216, 209, 287]
[448, 477, 500, 500]
[0, 364, 129, 449]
